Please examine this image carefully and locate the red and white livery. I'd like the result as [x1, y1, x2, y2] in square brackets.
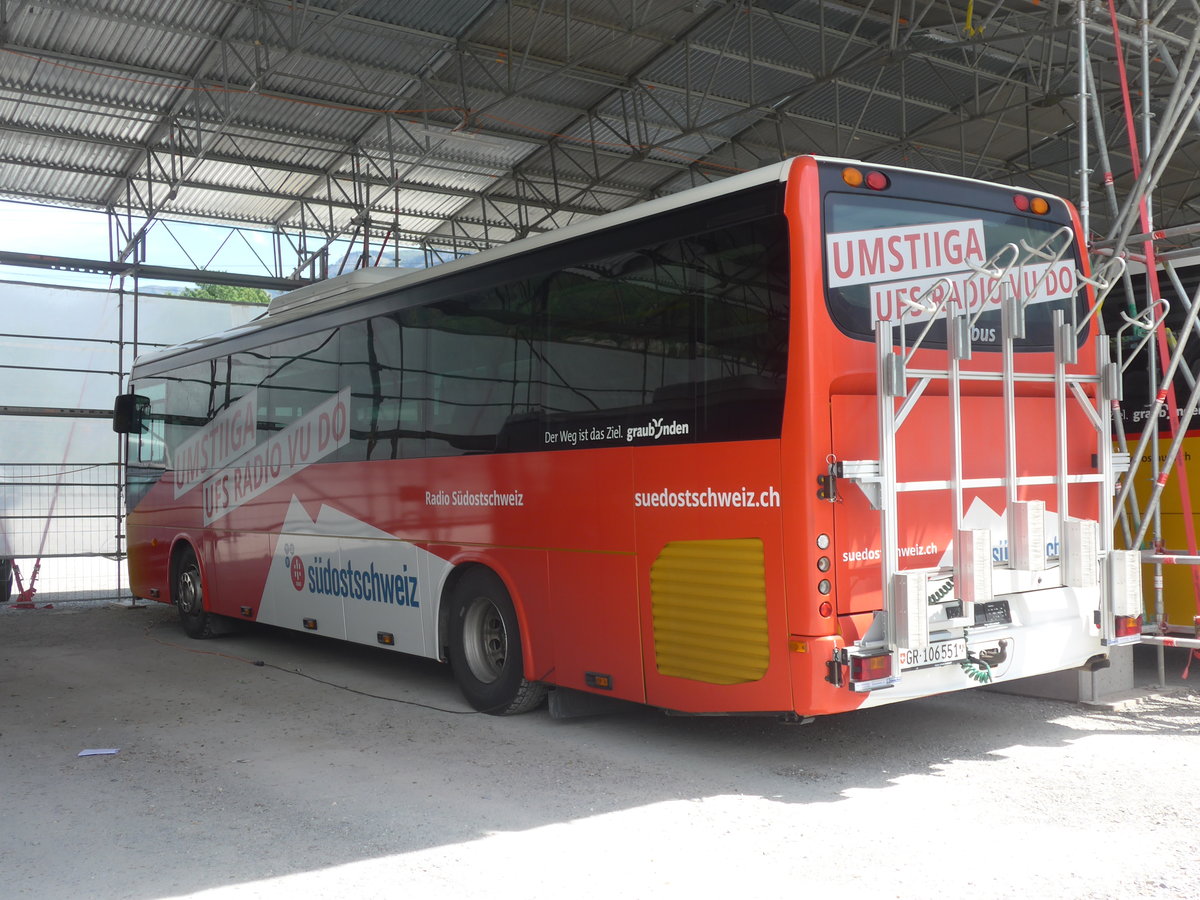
[116, 156, 1138, 718]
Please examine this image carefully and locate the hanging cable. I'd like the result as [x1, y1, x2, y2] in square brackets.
[964, 0, 983, 37]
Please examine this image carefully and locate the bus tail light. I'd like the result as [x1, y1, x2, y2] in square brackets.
[1014, 193, 1051, 215]
[864, 170, 890, 191]
[848, 651, 897, 692]
[841, 168, 889, 190]
[1114, 615, 1143, 638]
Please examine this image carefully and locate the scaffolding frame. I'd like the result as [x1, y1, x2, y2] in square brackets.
[1077, 2, 1200, 673]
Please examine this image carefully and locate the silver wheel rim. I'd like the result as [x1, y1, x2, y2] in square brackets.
[178, 565, 202, 615]
[462, 595, 507, 684]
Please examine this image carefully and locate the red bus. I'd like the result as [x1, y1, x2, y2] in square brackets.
[115, 155, 1139, 718]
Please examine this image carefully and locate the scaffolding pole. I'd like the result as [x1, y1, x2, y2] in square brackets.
[1083, 2, 1200, 678]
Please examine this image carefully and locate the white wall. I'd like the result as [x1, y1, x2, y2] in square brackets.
[0, 281, 261, 580]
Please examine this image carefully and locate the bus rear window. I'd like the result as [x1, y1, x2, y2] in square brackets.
[823, 191, 1085, 351]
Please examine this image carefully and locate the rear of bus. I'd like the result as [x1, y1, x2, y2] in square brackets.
[780, 156, 1114, 716]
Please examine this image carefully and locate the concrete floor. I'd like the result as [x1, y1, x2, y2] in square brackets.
[3, 600, 1199, 900]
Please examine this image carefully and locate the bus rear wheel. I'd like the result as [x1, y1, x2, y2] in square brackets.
[174, 546, 217, 639]
[448, 570, 546, 715]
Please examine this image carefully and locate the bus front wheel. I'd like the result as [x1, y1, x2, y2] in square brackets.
[173, 546, 217, 639]
[447, 569, 546, 715]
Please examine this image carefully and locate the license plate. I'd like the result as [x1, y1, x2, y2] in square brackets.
[898, 639, 968, 669]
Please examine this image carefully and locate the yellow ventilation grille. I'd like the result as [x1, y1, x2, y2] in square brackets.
[650, 538, 769, 684]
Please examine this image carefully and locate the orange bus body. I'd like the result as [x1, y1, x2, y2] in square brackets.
[122, 156, 1109, 718]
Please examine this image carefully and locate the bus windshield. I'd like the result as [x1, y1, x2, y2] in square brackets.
[822, 189, 1086, 351]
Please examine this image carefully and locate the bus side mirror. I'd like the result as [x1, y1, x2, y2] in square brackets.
[113, 393, 150, 434]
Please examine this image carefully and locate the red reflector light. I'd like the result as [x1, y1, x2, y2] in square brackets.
[850, 652, 893, 682]
[865, 170, 890, 191]
[1013, 194, 1030, 212]
[1114, 615, 1143, 638]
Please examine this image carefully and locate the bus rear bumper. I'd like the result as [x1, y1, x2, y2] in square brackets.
[790, 586, 1105, 715]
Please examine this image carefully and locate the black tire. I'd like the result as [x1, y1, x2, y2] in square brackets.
[173, 545, 217, 639]
[0, 558, 12, 603]
[447, 569, 546, 715]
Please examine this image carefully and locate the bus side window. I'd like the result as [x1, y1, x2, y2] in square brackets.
[161, 363, 217, 467]
[419, 285, 539, 456]
[338, 316, 428, 461]
[546, 256, 691, 418]
[541, 214, 789, 443]
[265, 330, 340, 434]
[228, 349, 269, 441]
[133, 382, 167, 466]
[686, 218, 790, 441]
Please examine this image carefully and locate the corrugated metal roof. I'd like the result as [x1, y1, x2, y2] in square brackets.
[350, 0, 499, 37]
[0, 0, 1189, 271]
